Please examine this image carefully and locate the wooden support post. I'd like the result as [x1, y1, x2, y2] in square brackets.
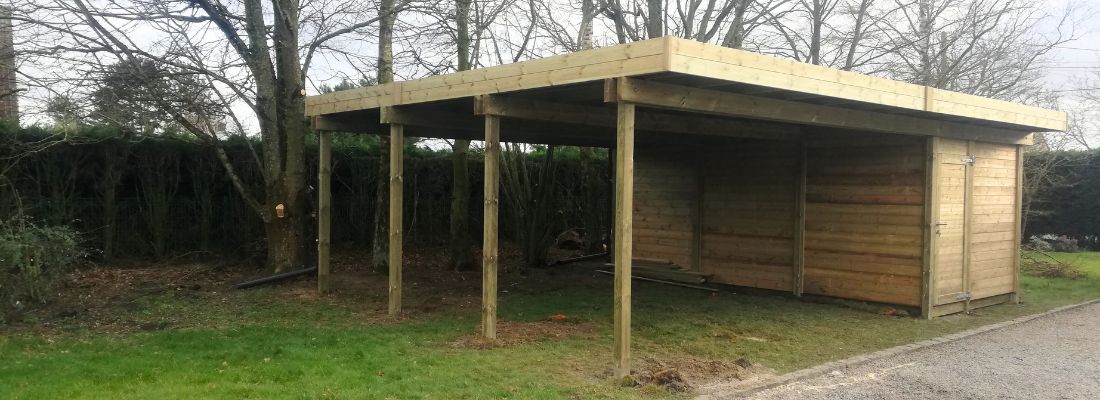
[922, 137, 941, 319]
[317, 131, 332, 294]
[792, 141, 807, 296]
[692, 154, 704, 272]
[388, 124, 404, 316]
[482, 115, 501, 340]
[1011, 145, 1024, 304]
[613, 102, 635, 379]
[606, 147, 616, 258]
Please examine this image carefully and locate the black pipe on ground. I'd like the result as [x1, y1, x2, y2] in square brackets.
[549, 252, 609, 267]
[594, 269, 718, 292]
[235, 266, 318, 289]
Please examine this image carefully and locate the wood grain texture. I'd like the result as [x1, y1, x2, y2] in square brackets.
[388, 124, 404, 316]
[308, 36, 1066, 133]
[613, 103, 635, 379]
[699, 140, 798, 291]
[482, 115, 501, 339]
[802, 136, 925, 306]
[317, 131, 332, 294]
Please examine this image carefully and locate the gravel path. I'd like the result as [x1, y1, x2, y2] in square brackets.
[746, 302, 1100, 400]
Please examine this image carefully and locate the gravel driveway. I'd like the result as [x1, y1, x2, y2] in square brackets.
[744, 302, 1100, 400]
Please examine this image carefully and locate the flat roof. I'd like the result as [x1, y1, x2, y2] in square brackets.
[306, 37, 1065, 134]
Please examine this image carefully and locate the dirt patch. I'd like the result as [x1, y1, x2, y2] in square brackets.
[452, 319, 598, 349]
[5, 244, 601, 337]
[627, 356, 776, 393]
[4, 260, 251, 336]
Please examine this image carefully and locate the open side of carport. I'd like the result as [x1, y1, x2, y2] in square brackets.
[305, 36, 1066, 378]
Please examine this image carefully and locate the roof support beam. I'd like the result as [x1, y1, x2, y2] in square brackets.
[475, 94, 802, 141]
[606, 78, 1033, 146]
[381, 106, 481, 131]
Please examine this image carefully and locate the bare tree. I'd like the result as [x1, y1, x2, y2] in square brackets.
[14, 0, 399, 272]
[873, 0, 1077, 100]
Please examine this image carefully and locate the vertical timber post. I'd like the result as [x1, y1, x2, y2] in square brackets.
[792, 141, 806, 296]
[692, 143, 704, 272]
[388, 124, 404, 316]
[1011, 144, 1024, 304]
[922, 137, 941, 319]
[962, 140, 975, 313]
[482, 115, 501, 340]
[613, 102, 635, 379]
[317, 130, 332, 294]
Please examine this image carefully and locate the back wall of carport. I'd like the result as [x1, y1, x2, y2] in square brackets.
[631, 130, 1022, 315]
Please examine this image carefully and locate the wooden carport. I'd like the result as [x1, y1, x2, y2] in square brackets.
[306, 36, 1066, 378]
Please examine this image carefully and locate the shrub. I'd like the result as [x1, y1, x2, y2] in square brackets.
[1051, 236, 1080, 252]
[0, 219, 84, 322]
[1026, 237, 1054, 252]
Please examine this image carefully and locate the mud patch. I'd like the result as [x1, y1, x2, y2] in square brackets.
[628, 356, 776, 393]
[452, 320, 597, 349]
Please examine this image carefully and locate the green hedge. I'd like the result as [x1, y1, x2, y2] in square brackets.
[0, 127, 610, 261]
[1024, 149, 1100, 249]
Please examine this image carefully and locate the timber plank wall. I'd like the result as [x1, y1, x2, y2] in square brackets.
[632, 143, 698, 269]
[803, 138, 926, 306]
[630, 133, 1020, 310]
[700, 140, 797, 292]
[968, 142, 1018, 299]
[632, 135, 926, 307]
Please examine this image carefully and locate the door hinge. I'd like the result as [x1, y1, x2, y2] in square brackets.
[961, 155, 976, 166]
[956, 291, 973, 301]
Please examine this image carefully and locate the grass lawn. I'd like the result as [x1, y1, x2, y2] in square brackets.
[2, 251, 1099, 399]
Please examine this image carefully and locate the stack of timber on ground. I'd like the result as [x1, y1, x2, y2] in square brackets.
[305, 36, 1067, 378]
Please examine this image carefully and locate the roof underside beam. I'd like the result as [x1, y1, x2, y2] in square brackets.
[313, 111, 613, 147]
[604, 77, 1034, 146]
[474, 94, 802, 141]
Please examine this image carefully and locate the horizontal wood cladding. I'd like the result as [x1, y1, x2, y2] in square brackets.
[802, 136, 926, 306]
[627, 133, 1016, 311]
[700, 140, 798, 291]
[631, 143, 698, 269]
[968, 142, 1018, 299]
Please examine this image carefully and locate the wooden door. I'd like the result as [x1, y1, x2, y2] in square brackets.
[934, 140, 972, 305]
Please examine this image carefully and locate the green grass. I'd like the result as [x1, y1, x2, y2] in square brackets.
[2, 253, 1099, 399]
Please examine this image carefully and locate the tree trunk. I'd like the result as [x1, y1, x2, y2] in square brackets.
[97, 139, 129, 260]
[449, 139, 475, 270]
[259, 0, 308, 273]
[646, 0, 663, 39]
[448, 0, 476, 270]
[580, 147, 604, 253]
[372, 0, 397, 273]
